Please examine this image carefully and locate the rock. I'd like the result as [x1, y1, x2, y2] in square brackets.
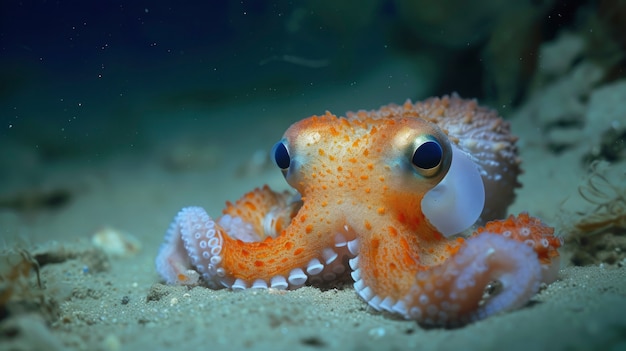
[91, 227, 142, 257]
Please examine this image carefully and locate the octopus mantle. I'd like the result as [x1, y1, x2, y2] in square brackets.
[155, 95, 561, 327]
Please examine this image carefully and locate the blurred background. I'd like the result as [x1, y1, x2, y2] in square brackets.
[0, 0, 625, 215]
[1, 4, 625, 350]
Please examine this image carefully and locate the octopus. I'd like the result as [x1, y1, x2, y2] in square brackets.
[155, 95, 562, 327]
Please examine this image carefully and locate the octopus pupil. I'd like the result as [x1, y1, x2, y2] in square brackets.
[273, 142, 291, 169]
[412, 140, 442, 169]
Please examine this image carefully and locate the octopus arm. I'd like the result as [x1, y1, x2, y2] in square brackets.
[155, 187, 354, 290]
[399, 233, 542, 326]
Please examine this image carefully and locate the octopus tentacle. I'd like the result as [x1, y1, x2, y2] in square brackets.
[473, 212, 563, 283]
[221, 185, 299, 241]
[156, 186, 356, 290]
[349, 224, 463, 313]
[398, 233, 542, 326]
[155, 95, 563, 327]
[349, 214, 558, 327]
[155, 206, 212, 286]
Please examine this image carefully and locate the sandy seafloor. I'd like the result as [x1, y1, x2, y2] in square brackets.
[1, 57, 626, 351]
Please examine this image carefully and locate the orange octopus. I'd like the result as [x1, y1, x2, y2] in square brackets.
[156, 95, 562, 327]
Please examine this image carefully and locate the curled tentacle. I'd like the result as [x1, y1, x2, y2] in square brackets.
[155, 95, 562, 327]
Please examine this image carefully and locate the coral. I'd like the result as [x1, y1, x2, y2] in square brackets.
[565, 161, 626, 265]
[0, 249, 56, 323]
[538, 31, 585, 77]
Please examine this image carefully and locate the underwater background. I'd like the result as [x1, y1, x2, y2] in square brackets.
[1, 1, 625, 350]
[5, 0, 620, 164]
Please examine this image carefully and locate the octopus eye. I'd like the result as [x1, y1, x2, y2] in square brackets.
[411, 138, 443, 177]
[272, 140, 291, 170]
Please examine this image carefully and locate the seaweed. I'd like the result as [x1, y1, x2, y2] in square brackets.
[0, 248, 58, 323]
[575, 161, 626, 232]
[566, 161, 626, 265]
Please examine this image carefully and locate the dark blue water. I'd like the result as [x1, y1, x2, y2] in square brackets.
[0, 0, 590, 164]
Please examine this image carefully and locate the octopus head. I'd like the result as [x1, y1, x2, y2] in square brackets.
[383, 118, 486, 236]
[272, 113, 485, 236]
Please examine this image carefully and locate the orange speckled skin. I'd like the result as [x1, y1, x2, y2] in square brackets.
[211, 96, 535, 297]
[219, 112, 462, 301]
[156, 95, 562, 326]
[473, 212, 561, 265]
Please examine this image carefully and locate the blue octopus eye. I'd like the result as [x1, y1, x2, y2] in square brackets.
[272, 140, 291, 170]
[411, 138, 443, 175]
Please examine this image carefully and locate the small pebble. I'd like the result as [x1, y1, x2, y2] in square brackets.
[92, 227, 142, 256]
[368, 327, 386, 339]
[102, 334, 121, 351]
